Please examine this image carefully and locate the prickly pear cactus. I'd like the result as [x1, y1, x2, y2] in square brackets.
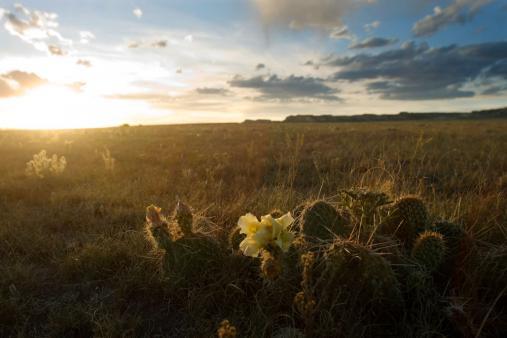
[302, 241, 403, 336]
[318, 240, 403, 307]
[300, 200, 348, 240]
[269, 209, 284, 218]
[432, 220, 465, 254]
[340, 188, 391, 228]
[260, 246, 283, 280]
[382, 196, 431, 247]
[173, 201, 193, 235]
[411, 231, 446, 272]
[292, 202, 306, 219]
[145, 203, 223, 285]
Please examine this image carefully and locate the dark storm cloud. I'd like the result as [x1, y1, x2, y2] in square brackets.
[0, 70, 46, 97]
[349, 37, 398, 49]
[228, 74, 340, 101]
[195, 87, 231, 95]
[485, 59, 507, 79]
[412, 0, 491, 37]
[481, 85, 507, 95]
[326, 41, 507, 100]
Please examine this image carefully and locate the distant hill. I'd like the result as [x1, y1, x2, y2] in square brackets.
[243, 107, 507, 123]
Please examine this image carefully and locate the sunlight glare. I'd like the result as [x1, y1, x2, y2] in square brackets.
[0, 85, 142, 129]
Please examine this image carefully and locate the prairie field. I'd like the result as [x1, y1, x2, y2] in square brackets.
[0, 120, 506, 337]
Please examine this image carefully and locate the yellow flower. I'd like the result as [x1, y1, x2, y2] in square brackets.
[237, 211, 295, 257]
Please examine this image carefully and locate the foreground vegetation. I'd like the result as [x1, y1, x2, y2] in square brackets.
[0, 121, 506, 337]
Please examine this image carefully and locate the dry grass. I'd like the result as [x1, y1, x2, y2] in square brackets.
[0, 120, 506, 337]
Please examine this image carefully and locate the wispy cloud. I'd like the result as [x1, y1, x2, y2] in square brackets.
[329, 25, 354, 40]
[349, 37, 398, 49]
[0, 3, 71, 55]
[255, 63, 266, 71]
[253, 0, 374, 31]
[76, 59, 92, 67]
[0, 70, 46, 97]
[79, 31, 95, 44]
[128, 39, 168, 49]
[133, 8, 143, 19]
[413, 0, 491, 37]
[364, 20, 380, 32]
[195, 87, 231, 95]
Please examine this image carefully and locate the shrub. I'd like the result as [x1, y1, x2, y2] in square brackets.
[25, 150, 66, 178]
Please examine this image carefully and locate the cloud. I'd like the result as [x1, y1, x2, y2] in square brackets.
[349, 37, 398, 49]
[326, 41, 507, 100]
[0, 70, 46, 97]
[68, 81, 86, 92]
[229, 74, 340, 101]
[79, 31, 95, 44]
[364, 20, 381, 32]
[481, 85, 507, 95]
[151, 40, 167, 48]
[128, 40, 168, 49]
[413, 0, 491, 37]
[484, 59, 507, 79]
[0, 3, 71, 55]
[329, 25, 354, 40]
[252, 0, 374, 31]
[128, 41, 141, 49]
[48, 44, 65, 55]
[133, 8, 143, 19]
[195, 87, 231, 95]
[76, 59, 92, 67]
[255, 63, 266, 71]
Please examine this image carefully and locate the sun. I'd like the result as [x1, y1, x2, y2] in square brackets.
[0, 85, 131, 130]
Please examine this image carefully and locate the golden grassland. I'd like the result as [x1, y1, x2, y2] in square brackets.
[0, 120, 506, 337]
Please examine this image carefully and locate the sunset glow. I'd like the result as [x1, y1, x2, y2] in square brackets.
[0, 1, 506, 129]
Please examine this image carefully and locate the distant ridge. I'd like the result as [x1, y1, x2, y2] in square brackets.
[244, 107, 507, 123]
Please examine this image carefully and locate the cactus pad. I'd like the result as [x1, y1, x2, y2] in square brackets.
[411, 231, 446, 272]
[383, 196, 430, 247]
[300, 200, 347, 240]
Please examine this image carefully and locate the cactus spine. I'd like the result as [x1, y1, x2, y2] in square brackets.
[300, 200, 347, 240]
[411, 231, 446, 272]
[145, 202, 222, 285]
[383, 196, 431, 247]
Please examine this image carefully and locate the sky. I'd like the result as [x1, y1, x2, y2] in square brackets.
[0, 0, 507, 128]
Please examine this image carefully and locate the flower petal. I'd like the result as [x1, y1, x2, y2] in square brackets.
[239, 237, 261, 257]
[253, 225, 272, 247]
[275, 229, 296, 252]
[238, 213, 260, 235]
[276, 212, 294, 230]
